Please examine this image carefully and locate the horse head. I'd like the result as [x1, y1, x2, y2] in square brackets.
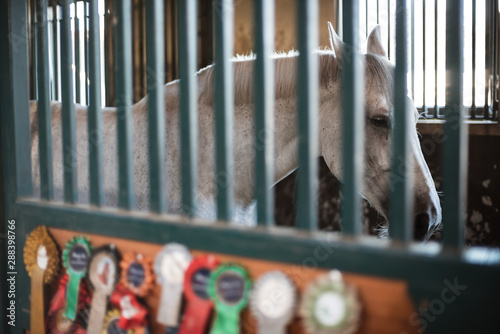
[320, 23, 442, 241]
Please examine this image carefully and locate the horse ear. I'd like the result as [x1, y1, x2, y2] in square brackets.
[328, 21, 343, 58]
[367, 25, 387, 57]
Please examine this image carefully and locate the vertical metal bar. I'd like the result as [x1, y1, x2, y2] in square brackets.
[52, 5, 59, 100]
[178, 0, 197, 217]
[114, 0, 135, 209]
[147, 0, 166, 213]
[213, 0, 234, 221]
[443, 0, 466, 250]
[296, 0, 318, 231]
[341, 0, 363, 236]
[422, 0, 427, 114]
[3, 0, 33, 199]
[1, 0, 33, 329]
[88, 0, 104, 206]
[31, 0, 39, 100]
[387, 0, 391, 59]
[254, 0, 275, 226]
[336, 0, 343, 38]
[389, 0, 412, 243]
[471, 0, 476, 118]
[61, 0, 78, 203]
[377, 0, 379, 24]
[74, 1, 80, 103]
[365, 0, 368, 37]
[411, 0, 415, 101]
[484, 0, 491, 119]
[104, 0, 114, 105]
[36, 0, 54, 200]
[493, 0, 499, 121]
[433, 0, 439, 118]
[83, 0, 89, 104]
[48, 6, 56, 100]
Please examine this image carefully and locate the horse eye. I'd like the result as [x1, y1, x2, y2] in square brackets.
[371, 116, 390, 128]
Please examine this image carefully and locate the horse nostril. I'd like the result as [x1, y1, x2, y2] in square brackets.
[414, 213, 430, 240]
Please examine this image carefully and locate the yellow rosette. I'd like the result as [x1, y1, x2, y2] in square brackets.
[102, 309, 134, 334]
[23, 225, 60, 334]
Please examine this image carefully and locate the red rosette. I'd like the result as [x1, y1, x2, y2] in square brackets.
[110, 283, 148, 330]
[46, 275, 91, 334]
[179, 255, 219, 334]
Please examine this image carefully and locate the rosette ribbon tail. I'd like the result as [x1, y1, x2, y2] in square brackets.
[210, 309, 240, 334]
[86, 293, 107, 334]
[157, 284, 183, 327]
[179, 299, 213, 334]
[64, 274, 83, 320]
[30, 265, 46, 334]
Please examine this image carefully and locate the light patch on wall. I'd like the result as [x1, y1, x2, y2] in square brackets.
[481, 196, 493, 207]
[482, 179, 491, 188]
[470, 210, 483, 224]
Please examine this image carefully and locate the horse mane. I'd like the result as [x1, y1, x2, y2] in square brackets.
[197, 50, 341, 105]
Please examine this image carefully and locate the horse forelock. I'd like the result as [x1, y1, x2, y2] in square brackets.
[197, 50, 341, 106]
[363, 54, 394, 100]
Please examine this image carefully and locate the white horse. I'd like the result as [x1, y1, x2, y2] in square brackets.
[30, 24, 441, 240]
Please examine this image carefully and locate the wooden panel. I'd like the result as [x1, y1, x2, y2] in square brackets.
[45, 228, 420, 334]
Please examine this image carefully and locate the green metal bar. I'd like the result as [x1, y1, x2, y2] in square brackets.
[16, 199, 500, 280]
[213, 0, 234, 221]
[74, 1, 80, 104]
[178, 0, 197, 217]
[52, 5, 59, 100]
[31, 0, 38, 100]
[433, 0, 439, 118]
[254, 0, 274, 226]
[484, 0, 492, 119]
[342, 1, 364, 235]
[471, 0, 477, 117]
[387, 0, 391, 59]
[147, 0, 166, 214]
[83, 0, 89, 104]
[114, 0, 135, 210]
[443, 0, 466, 251]
[61, 0, 78, 203]
[88, 0, 104, 206]
[341, 0, 363, 236]
[1, 0, 33, 329]
[2, 0, 32, 200]
[336, 0, 342, 38]
[365, 0, 368, 37]
[389, 0, 412, 243]
[296, 0, 318, 231]
[422, 0, 427, 114]
[411, 0, 415, 101]
[37, 0, 54, 200]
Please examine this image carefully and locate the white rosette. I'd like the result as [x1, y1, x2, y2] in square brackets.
[249, 271, 297, 334]
[154, 243, 193, 327]
[300, 270, 362, 334]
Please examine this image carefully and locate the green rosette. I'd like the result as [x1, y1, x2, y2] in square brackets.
[62, 235, 92, 320]
[208, 263, 251, 334]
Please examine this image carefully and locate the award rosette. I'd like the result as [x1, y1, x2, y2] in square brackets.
[179, 254, 219, 334]
[102, 309, 133, 334]
[249, 271, 296, 334]
[300, 270, 361, 334]
[110, 283, 148, 330]
[47, 274, 90, 334]
[208, 263, 251, 334]
[62, 235, 92, 320]
[87, 244, 120, 334]
[154, 243, 193, 330]
[120, 252, 154, 297]
[23, 225, 59, 334]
